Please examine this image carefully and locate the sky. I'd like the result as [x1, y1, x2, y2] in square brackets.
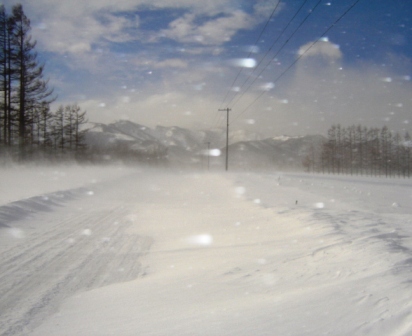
[3, 0, 412, 137]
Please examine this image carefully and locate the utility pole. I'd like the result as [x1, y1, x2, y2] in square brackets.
[205, 141, 210, 170]
[218, 108, 231, 171]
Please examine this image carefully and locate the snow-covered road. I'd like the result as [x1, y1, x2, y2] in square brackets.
[0, 167, 153, 335]
[1, 166, 412, 335]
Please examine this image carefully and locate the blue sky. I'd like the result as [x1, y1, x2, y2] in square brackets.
[4, 0, 412, 137]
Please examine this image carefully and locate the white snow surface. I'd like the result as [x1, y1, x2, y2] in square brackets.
[0, 164, 135, 206]
[1, 166, 412, 335]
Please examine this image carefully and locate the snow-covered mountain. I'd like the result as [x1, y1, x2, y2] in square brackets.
[227, 135, 325, 170]
[85, 120, 225, 165]
[85, 120, 325, 169]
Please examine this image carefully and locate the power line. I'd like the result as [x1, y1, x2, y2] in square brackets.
[231, 0, 364, 124]
[219, 0, 282, 110]
[226, 0, 311, 109]
[229, 0, 323, 110]
[215, 0, 306, 131]
[214, 0, 283, 130]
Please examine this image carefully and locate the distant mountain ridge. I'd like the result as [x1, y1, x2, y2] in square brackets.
[85, 120, 325, 170]
[227, 135, 325, 170]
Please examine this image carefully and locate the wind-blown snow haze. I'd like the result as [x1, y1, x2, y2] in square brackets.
[2, 164, 412, 335]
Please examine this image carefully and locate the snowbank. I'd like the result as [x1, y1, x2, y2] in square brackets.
[0, 163, 136, 206]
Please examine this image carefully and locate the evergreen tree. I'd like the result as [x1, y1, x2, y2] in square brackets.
[392, 132, 402, 177]
[71, 104, 88, 152]
[379, 126, 392, 177]
[0, 5, 14, 145]
[403, 132, 412, 178]
[52, 105, 64, 151]
[0, 5, 6, 144]
[0, 5, 90, 162]
[10, 4, 54, 157]
[313, 125, 412, 179]
[326, 125, 337, 173]
[38, 101, 53, 148]
[64, 104, 74, 150]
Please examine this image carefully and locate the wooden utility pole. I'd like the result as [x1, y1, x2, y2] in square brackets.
[218, 108, 231, 171]
[206, 141, 210, 170]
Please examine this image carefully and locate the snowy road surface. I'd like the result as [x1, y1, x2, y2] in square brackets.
[0, 167, 152, 335]
[1, 166, 412, 335]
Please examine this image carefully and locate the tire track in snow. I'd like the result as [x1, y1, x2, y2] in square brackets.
[0, 212, 94, 283]
[0, 205, 128, 292]
[0, 195, 152, 336]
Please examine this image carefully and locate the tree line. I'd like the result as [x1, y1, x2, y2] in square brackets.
[303, 124, 412, 178]
[0, 4, 88, 161]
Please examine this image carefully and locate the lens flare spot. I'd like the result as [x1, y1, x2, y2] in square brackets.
[231, 58, 257, 68]
[186, 234, 213, 246]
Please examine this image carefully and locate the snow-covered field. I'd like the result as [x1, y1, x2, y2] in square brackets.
[1, 165, 412, 335]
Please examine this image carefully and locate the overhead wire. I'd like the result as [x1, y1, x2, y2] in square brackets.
[214, 0, 314, 132]
[212, 0, 282, 130]
[219, 0, 283, 109]
[231, 0, 363, 124]
[229, 0, 323, 111]
[226, 0, 311, 110]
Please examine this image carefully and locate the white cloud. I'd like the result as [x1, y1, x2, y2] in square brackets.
[153, 59, 188, 69]
[67, 43, 91, 54]
[197, 10, 255, 45]
[157, 2, 280, 45]
[31, 10, 140, 55]
[19, 0, 279, 56]
[12, 0, 282, 86]
[253, 0, 283, 17]
[298, 40, 342, 60]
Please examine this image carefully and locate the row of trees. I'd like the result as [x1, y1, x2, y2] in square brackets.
[33, 103, 87, 150]
[303, 124, 412, 178]
[0, 4, 88, 161]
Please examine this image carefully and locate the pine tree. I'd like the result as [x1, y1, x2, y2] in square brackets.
[403, 132, 412, 178]
[10, 4, 54, 158]
[0, 5, 90, 162]
[0, 5, 13, 145]
[379, 126, 392, 177]
[64, 104, 74, 150]
[71, 104, 88, 153]
[53, 105, 64, 151]
[0, 5, 6, 144]
[38, 101, 53, 148]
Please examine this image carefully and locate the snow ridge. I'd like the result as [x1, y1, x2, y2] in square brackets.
[0, 187, 90, 228]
